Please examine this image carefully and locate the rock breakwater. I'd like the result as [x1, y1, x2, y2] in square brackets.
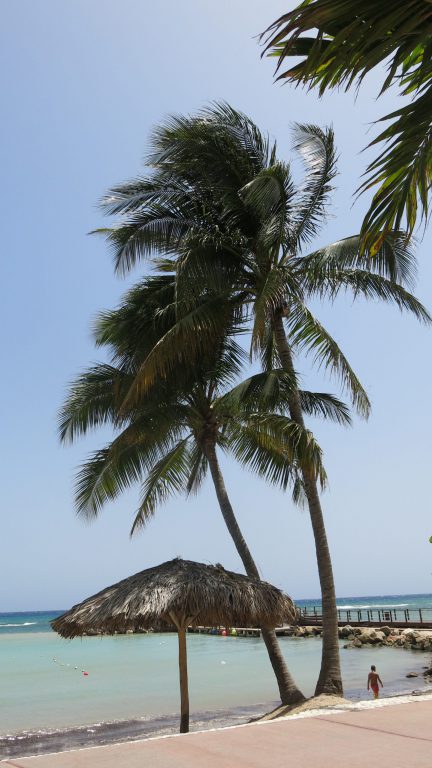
[295, 625, 432, 651]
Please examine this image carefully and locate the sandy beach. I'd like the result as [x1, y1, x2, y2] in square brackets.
[3, 693, 432, 768]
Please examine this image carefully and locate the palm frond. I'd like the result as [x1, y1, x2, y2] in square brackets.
[218, 369, 298, 413]
[59, 365, 129, 443]
[299, 391, 351, 426]
[120, 296, 238, 407]
[286, 301, 371, 418]
[290, 124, 337, 248]
[298, 232, 418, 289]
[227, 413, 327, 489]
[262, 1, 432, 248]
[309, 269, 431, 324]
[185, 441, 208, 495]
[131, 437, 193, 535]
[359, 90, 432, 251]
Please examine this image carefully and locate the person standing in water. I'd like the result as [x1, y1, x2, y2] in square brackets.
[367, 665, 383, 699]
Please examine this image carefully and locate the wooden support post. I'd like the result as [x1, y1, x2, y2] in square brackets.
[178, 626, 189, 734]
[170, 613, 190, 735]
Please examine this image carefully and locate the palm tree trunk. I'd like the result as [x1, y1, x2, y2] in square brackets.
[204, 439, 305, 705]
[273, 311, 343, 697]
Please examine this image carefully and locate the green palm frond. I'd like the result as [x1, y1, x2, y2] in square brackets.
[298, 232, 418, 288]
[310, 269, 431, 324]
[149, 102, 271, 186]
[239, 162, 294, 229]
[59, 364, 128, 443]
[97, 208, 194, 276]
[359, 91, 432, 251]
[120, 296, 238, 407]
[292, 474, 307, 507]
[185, 441, 208, 495]
[131, 436, 194, 535]
[227, 413, 327, 489]
[93, 275, 177, 364]
[286, 301, 371, 418]
[218, 369, 298, 413]
[219, 370, 351, 426]
[299, 391, 351, 426]
[289, 124, 337, 247]
[262, 0, 432, 249]
[75, 443, 149, 521]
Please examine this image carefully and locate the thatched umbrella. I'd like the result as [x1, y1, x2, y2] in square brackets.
[52, 558, 297, 733]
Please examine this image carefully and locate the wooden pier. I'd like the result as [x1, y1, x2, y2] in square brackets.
[298, 606, 432, 629]
[187, 625, 294, 637]
[187, 607, 432, 636]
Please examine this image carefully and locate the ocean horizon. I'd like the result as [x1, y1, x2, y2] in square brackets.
[2, 593, 432, 759]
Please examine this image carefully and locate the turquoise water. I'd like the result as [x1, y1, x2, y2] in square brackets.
[1, 596, 431, 756]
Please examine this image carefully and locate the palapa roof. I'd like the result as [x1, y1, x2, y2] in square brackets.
[52, 558, 297, 637]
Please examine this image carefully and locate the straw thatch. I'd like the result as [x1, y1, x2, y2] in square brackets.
[52, 558, 297, 637]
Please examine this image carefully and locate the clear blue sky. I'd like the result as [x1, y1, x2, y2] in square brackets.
[1, 1, 431, 611]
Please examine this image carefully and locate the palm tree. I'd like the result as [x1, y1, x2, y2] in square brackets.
[262, 1, 432, 253]
[61, 276, 350, 705]
[95, 105, 430, 695]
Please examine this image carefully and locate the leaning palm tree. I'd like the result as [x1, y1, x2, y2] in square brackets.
[262, 1, 432, 253]
[95, 105, 430, 695]
[60, 276, 355, 703]
[61, 276, 316, 704]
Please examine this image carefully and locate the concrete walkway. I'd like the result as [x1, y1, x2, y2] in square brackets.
[3, 699, 432, 768]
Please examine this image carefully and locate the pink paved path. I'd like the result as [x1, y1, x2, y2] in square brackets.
[3, 700, 432, 768]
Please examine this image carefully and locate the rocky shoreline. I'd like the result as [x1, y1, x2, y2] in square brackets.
[295, 625, 432, 678]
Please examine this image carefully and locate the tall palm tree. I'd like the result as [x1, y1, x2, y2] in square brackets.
[95, 105, 430, 695]
[61, 276, 350, 704]
[262, 1, 432, 253]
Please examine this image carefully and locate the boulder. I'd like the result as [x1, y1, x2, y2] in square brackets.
[384, 635, 397, 645]
[359, 628, 377, 644]
[380, 626, 392, 636]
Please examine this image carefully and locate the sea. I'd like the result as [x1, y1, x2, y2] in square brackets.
[1, 594, 432, 759]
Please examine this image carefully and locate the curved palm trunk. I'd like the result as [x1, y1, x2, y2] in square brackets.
[273, 312, 343, 697]
[204, 439, 305, 705]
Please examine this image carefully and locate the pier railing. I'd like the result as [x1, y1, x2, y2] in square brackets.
[298, 607, 432, 628]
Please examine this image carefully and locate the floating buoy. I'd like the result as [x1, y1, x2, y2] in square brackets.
[83, 671, 89, 676]
[221, 629, 227, 636]
[230, 628, 237, 637]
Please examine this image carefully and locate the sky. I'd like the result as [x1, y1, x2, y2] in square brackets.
[1, 1, 431, 611]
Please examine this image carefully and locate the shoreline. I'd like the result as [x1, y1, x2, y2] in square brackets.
[2, 690, 432, 763]
[3, 681, 432, 761]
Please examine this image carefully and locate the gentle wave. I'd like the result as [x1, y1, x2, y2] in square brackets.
[336, 604, 409, 610]
[0, 622, 37, 627]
